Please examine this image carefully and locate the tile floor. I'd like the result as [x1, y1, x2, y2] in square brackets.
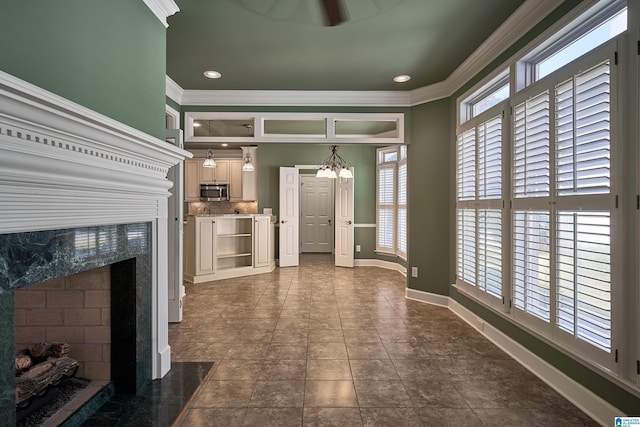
[169, 254, 599, 426]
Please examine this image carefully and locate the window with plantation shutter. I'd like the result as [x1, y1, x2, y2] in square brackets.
[511, 43, 616, 364]
[456, 106, 505, 307]
[478, 117, 502, 200]
[457, 129, 476, 200]
[377, 165, 395, 251]
[455, 5, 623, 376]
[556, 211, 611, 352]
[376, 147, 407, 256]
[555, 61, 611, 196]
[397, 162, 407, 256]
[456, 209, 476, 285]
[513, 92, 550, 198]
[513, 211, 551, 322]
[478, 209, 502, 298]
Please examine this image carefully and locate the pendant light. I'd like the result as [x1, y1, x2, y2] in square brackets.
[202, 148, 217, 168]
[242, 151, 254, 171]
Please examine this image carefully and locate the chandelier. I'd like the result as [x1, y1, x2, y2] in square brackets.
[316, 145, 353, 179]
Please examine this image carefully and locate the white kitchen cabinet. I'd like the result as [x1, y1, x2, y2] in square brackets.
[200, 159, 229, 184]
[229, 159, 243, 201]
[184, 214, 275, 283]
[253, 215, 271, 268]
[195, 217, 216, 275]
[184, 159, 201, 202]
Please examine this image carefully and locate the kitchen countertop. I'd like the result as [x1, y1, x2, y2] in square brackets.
[191, 213, 270, 217]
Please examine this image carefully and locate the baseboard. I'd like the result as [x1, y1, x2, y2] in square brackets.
[405, 289, 620, 426]
[405, 287, 449, 307]
[355, 258, 407, 276]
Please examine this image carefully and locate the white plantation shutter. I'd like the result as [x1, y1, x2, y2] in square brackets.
[478, 116, 502, 199]
[513, 92, 550, 198]
[457, 209, 476, 285]
[377, 165, 395, 251]
[397, 162, 407, 256]
[457, 129, 476, 200]
[478, 209, 502, 298]
[513, 211, 551, 322]
[556, 211, 611, 352]
[555, 61, 611, 196]
[456, 108, 504, 305]
[511, 45, 615, 362]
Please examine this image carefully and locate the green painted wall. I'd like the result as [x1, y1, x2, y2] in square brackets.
[0, 1, 167, 139]
[406, 99, 451, 294]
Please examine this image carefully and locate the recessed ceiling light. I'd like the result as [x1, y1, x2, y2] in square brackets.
[221, 143, 228, 147]
[203, 70, 222, 79]
[393, 74, 411, 83]
[193, 122, 201, 127]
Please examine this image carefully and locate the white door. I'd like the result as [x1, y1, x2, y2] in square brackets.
[166, 129, 184, 322]
[279, 167, 300, 267]
[335, 169, 354, 267]
[300, 175, 333, 253]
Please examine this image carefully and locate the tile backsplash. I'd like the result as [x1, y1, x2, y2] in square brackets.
[188, 201, 258, 215]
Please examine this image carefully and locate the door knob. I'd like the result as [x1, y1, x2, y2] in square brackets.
[328, 219, 332, 223]
[281, 220, 288, 224]
[346, 220, 352, 225]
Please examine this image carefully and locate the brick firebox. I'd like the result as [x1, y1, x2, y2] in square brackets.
[14, 266, 111, 381]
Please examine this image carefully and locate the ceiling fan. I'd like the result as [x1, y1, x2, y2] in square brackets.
[319, 0, 348, 26]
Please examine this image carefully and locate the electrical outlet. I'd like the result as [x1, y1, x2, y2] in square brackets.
[356, 244, 361, 252]
[411, 266, 418, 278]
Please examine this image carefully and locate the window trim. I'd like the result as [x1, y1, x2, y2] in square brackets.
[376, 146, 407, 257]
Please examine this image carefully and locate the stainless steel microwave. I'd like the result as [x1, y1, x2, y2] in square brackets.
[200, 184, 229, 201]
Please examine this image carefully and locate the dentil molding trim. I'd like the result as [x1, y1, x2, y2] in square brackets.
[143, 0, 179, 28]
[0, 70, 189, 234]
[166, 0, 564, 107]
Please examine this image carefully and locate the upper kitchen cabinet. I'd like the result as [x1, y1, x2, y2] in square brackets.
[200, 159, 229, 184]
[184, 159, 201, 202]
[184, 112, 405, 144]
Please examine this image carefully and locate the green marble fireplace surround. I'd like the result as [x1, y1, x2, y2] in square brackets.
[0, 223, 152, 426]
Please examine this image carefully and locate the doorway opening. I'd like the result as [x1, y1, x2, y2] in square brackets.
[300, 175, 334, 253]
[279, 166, 354, 268]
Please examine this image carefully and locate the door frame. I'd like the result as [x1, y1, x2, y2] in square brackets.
[279, 165, 354, 267]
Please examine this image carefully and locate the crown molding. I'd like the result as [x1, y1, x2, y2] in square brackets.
[180, 89, 411, 108]
[166, 75, 184, 104]
[143, 0, 179, 28]
[167, 0, 565, 107]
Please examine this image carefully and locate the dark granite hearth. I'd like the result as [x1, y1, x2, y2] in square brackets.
[79, 362, 213, 427]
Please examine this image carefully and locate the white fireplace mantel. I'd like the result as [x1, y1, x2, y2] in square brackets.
[0, 70, 190, 379]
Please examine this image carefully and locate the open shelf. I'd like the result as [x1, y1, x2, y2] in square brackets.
[217, 252, 252, 259]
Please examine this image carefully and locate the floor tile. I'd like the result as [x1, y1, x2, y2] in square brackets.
[242, 408, 303, 427]
[360, 408, 423, 427]
[350, 359, 400, 380]
[193, 381, 255, 408]
[353, 380, 413, 407]
[304, 381, 358, 407]
[249, 381, 305, 407]
[180, 408, 246, 427]
[259, 359, 307, 380]
[303, 407, 363, 426]
[157, 254, 599, 426]
[306, 359, 352, 380]
[307, 342, 348, 359]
